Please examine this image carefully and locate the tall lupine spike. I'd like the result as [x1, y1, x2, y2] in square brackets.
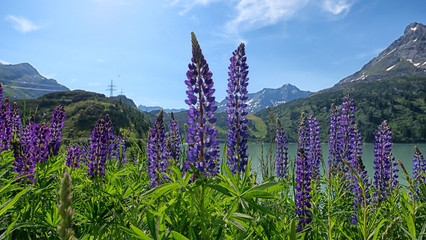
[328, 103, 339, 174]
[115, 135, 126, 166]
[413, 146, 425, 184]
[88, 116, 110, 179]
[373, 120, 398, 202]
[57, 169, 77, 240]
[0, 97, 13, 153]
[0, 83, 2, 100]
[226, 43, 249, 174]
[350, 126, 370, 224]
[184, 32, 219, 177]
[12, 134, 36, 183]
[276, 118, 288, 178]
[308, 115, 322, 183]
[351, 155, 370, 224]
[48, 105, 66, 157]
[168, 112, 181, 165]
[30, 123, 51, 164]
[11, 102, 21, 136]
[66, 146, 83, 169]
[147, 109, 169, 187]
[295, 113, 312, 232]
[337, 94, 357, 176]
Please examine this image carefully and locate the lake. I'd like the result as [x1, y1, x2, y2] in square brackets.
[219, 142, 426, 186]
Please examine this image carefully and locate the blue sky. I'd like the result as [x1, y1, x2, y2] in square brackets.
[0, 0, 425, 108]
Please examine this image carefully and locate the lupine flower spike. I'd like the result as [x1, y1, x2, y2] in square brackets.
[167, 112, 181, 165]
[226, 42, 249, 174]
[48, 105, 65, 157]
[147, 109, 169, 187]
[295, 113, 312, 232]
[88, 116, 111, 179]
[373, 120, 398, 202]
[184, 32, 219, 177]
[66, 146, 83, 169]
[308, 115, 322, 183]
[276, 118, 288, 178]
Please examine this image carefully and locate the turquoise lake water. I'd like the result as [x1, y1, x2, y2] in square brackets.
[219, 142, 426, 186]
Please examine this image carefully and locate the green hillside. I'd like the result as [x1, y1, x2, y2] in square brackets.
[14, 90, 151, 142]
[254, 76, 426, 143]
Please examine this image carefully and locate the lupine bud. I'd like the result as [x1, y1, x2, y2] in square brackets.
[184, 32, 219, 177]
[57, 169, 77, 240]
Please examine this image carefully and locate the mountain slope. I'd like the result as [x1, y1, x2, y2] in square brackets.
[337, 22, 426, 86]
[216, 83, 313, 113]
[0, 62, 69, 100]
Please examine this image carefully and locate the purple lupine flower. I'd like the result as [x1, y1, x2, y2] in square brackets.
[88, 116, 111, 179]
[29, 123, 51, 164]
[12, 139, 36, 183]
[337, 94, 357, 176]
[115, 135, 126, 166]
[0, 97, 13, 153]
[66, 146, 83, 169]
[413, 146, 426, 184]
[350, 126, 370, 224]
[48, 105, 66, 157]
[328, 104, 339, 174]
[147, 109, 169, 187]
[295, 113, 312, 232]
[308, 115, 322, 182]
[276, 118, 289, 178]
[184, 32, 219, 177]
[167, 112, 181, 165]
[105, 114, 115, 158]
[226, 43, 250, 174]
[373, 120, 398, 202]
[11, 102, 21, 136]
[351, 155, 370, 224]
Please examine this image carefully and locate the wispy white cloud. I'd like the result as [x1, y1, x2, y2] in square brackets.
[96, 58, 105, 62]
[167, 0, 218, 16]
[6, 15, 42, 33]
[225, 0, 309, 33]
[321, 0, 354, 15]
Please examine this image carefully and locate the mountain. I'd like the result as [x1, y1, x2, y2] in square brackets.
[14, 90, 150, 141]
[138, 104, 186, 113]
[252, 22, 426, 143]
[110, 95, 138, 109]
[336, 22, 426, 86]
[216, 83, 314, 113]
[0, 62, 69, 99]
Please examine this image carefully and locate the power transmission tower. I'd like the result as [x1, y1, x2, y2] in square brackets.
[106, 80, 117, 97]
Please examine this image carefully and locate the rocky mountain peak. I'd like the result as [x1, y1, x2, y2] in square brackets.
[336, 22, 426, 86]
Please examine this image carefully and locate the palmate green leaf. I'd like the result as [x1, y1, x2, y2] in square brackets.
[171, 231, 189, 240]
[232, 212, 253, 220]
[248, 181, 278, 192]
[206, 183, 233, 197]
[223, 162, 239, 194]
[245, 199, 275, 217]
[228, 217, 247, 231]
[0, 186, 31, 217]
